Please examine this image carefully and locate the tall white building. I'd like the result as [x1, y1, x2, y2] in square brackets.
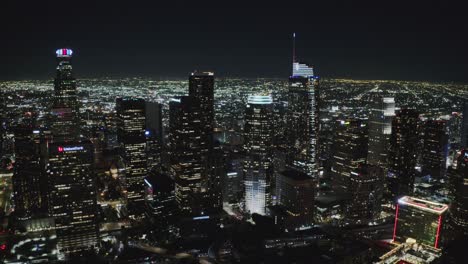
[243, 95, 274, 215]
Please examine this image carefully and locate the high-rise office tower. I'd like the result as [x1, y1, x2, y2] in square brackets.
[47, 141, 99, 253]
[144, 171, 177, 240]
[286, 75, 319, 179]
[461, 102, 468, 148]
[189, 71, 214, 147]
[387, 109, 420, 200]
[13, 119, 42, 220]
[422, 120, 448, 179]
[51, 49, 79, 141]
[393, 196, 448, 249]
[243, 95, 274, 216]
[449, 148, 468, 235]
[346, 164, 384, 223]
[331, 119, 368, 191]
[276, 169, 315, 230]
[169, 96, 206, 216]
[116, 98, 147, 217]
[188, 71, 221, 213]
[367, 95, 395, 166]
[145, 101, 163, 172]
[145, 101, 163, 144]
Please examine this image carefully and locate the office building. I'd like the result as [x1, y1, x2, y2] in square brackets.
[50, 48, 79, 141]
[346, 164, 384, 222]
[276, 169, 315, 230]
[169, 96, 206, 216]
[422, 120, 448, 179]
[116, 98, 147, 217]
[286, 75, 319, 179]
[12, 121, 42, 220]
[393, 196, 448, 249]
[331, 119, 368, 191]
[461, 102, 468, 148]
[449, 148, 468, 235]
[47, 141, 99, 252]
[387, 109, 420, 200]
[144, 171, 178, 240]
[243, 95, 274, 215]
[367, 96, 395, 166]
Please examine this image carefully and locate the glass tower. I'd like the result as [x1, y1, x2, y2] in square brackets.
[243, 95, 274, 215]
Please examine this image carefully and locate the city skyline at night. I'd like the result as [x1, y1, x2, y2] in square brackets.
[1, 2, 468, 263]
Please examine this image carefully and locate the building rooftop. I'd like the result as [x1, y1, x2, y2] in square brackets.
[398, 196, 448, 215]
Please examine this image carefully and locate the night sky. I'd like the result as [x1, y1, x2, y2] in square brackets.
[1, 1, 467, 81]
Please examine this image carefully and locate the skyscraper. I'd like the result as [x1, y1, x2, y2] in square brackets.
[422, 120, 448, 179]
[461, 102, 468, 148]
[116, 98, 147, 217]
[144, 171, 177, 240]
[145, 101, 163, 172]
[387, 109, 419, 200]
[276, 169, 315, 230]
[286, 75, 319, 179]
[393, 196, 448, 249]
[169, 96, 206, 216]
[189, 71, 214, 147]
[47, 141, 99, 253]
[13, 119, 42, 220]
[243, 95, 274, 215]
[188, 71, 221, 213]
[367, 96, 395, 166]
[346, 164, 384, 223]
[449, 148, 468, 235]
[51, 49, 79, 141]
[331, 119, 368, 191]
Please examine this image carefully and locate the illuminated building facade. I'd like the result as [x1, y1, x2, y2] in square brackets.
[116, 98, 147, 217]
[367, 95, 395, 166]
[243, 95, 274, 215]
[387, 109, 419, 200]
[51, 48, 79, 141]
[276, 169, 315, 230]
[393, 196, 448, 249]
[331, 119, 368, 191]
[47, 141, 99, 252]
[449, 148, 468, 235]
[422, 120, 448, 179]
[169, 96, 206, 216]
[286, 75, 319, 179]
[189, 71, 214, 148]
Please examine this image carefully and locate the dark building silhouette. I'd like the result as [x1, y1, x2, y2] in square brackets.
[331, 119, 368, 192]
[461, 102, 468, 148]
[276, 169, 315, 230]
[346, 164, 384, 223]
[422, 120, 448, 179]
[449, 148, 468, 235]
[116, 98, 147, 218]
[387, 109, 419, 201]
[12, 117, 42, 220]
[144, 171, 178, 240]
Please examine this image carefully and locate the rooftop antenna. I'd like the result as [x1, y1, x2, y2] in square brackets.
[292, 32, 296, 64]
